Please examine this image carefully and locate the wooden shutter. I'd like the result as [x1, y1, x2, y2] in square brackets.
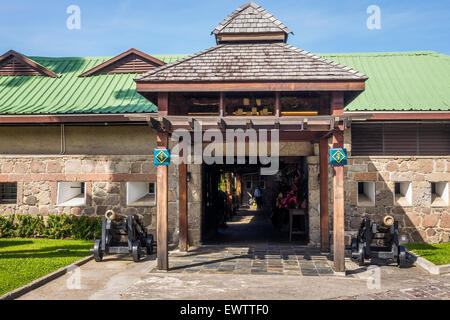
[352, 123, 450, 156]
[351, 124, 383, 156]
[418, 123, 450, 155]
[383, 124, 418, 156]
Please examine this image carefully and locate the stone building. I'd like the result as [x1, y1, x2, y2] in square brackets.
[0, 2, 448, 271]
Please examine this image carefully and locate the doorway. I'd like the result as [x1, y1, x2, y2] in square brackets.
[201, 157, 309, 245]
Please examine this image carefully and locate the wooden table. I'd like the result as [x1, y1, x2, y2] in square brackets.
[289, 208, 306, 241]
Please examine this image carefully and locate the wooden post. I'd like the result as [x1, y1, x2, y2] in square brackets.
[331, 91, 345, 272]
[219, 92, 225, 117]
[275, 92, 280, 117]
[178, 145, 188, 252]
[156, 130, 169, 270]
[319, 138, 330, 252]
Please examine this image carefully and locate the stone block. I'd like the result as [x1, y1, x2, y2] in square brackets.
[384, 161, 399, 172]
[25, 195, 37, 205]
[408, 159, 433, 173]
[14, 162, 28, 174]
[65, 160, 81, 173]
[354, 172, 377, 181]
[31, 160, 46, 173]
[131, 162, 142, 174]
[440, 214, 450, 229]
[422, 214, 439, 228]
[81, 160, 95, 173]
[1, 161, 14, 173]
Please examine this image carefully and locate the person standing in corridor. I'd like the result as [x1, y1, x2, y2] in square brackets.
[253, 185, 262, 212]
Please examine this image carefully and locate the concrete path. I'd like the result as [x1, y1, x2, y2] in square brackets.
[18, 251, 450, 300]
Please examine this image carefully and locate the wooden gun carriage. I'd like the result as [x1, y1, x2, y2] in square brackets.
[91, 210, 154, 262]
[349, 216, 407, 268]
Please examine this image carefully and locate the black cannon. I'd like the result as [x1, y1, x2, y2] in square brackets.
[91, 210, 154, 262]
[349, 216, 407, 268]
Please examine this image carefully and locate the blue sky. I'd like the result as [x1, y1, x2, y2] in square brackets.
[0, 0, 449, 57]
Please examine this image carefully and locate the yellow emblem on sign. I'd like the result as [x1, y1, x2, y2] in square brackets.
[156, 150, 168, 164]
[332, 150, 345, 164]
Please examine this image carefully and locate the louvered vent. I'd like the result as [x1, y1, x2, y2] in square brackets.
[351, 123, 450, 156]
[0, 56, 41, 76]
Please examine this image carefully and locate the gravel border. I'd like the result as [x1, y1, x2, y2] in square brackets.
[0, 255, 93, 300]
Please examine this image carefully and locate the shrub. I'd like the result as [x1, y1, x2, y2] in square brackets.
[0, 215, 15, 237]
[44, 214, 73, 239]
[14, 214, 45, 238]
[71, 215, 102, 240]
[0, 214, 102, 240]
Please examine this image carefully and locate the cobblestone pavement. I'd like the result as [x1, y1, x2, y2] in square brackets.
[151, 246, 335, 276]
[332, 282, 450, 300]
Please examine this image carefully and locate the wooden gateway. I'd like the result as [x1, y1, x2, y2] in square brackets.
[134, 1, 370, 272]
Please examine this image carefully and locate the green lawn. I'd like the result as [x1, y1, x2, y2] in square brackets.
[0, 238, 93, 296]
[405, 242, 450, 266]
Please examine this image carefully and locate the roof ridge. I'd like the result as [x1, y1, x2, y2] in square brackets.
[280, 43, 368, 80]
[320, 51, 446, 57]
[135, 45, 223, 81]
[211, 1, 292, 35]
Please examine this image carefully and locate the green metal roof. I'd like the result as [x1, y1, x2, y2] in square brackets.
[0, 54, 185, 115]
[0, 51, 448, 115]
[320, 51, 450, 111]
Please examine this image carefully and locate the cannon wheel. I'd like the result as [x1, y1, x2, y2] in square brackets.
[93, 240, 103, 262]
[398, 246, 407, 268]
[358, 247, 365, 266]
[146, 235, 153, 255]
[132, 240, 141, 262]
[351, 238, 358, 252]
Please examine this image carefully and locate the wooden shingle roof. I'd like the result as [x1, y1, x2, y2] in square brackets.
[135, 43, 368, 82]
[212, 2, 292, 36]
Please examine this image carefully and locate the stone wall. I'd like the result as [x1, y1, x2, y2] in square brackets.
[307, 155, 320, 246]
[0, 155, 203, 246]
[343, 129, 450, 244]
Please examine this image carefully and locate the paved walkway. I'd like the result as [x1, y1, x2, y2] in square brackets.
[156, 246, 334, 276]
[16, 250, 450, 300]
[333, 283, 450, 300]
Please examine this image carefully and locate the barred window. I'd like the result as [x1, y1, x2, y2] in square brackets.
[0, 183, 17, 203]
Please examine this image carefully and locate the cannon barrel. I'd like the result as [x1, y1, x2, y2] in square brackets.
[382, 215, 394, 227]
[105, 210, 125, 221]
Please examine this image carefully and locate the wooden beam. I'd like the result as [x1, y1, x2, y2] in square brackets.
[178, 154, 188, 252]
[319, 138, 330, 252]
[216, 32, 286, 43]
[331, 92, 345, 115]
[136, 81, 366, 93]
[156, 131, 169, 270]
[344, 112, 450, 120]
[0, 114, 149, 124]
[157, 92, 169, 116]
